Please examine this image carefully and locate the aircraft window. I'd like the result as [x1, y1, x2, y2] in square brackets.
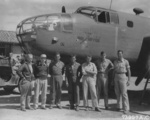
[47, 16, 61, 31]
[127, 21, 133, 28]
[28, 16, 49, 30]
[80, 9, 92, 15]
[61, 14, 73, 32]
[77, 8, 96, 18]
[110, 13, 119, 24]
[33, 22, 49, 30]
[106, 12, 110, 23]
[22, 23, 34, 32]
[47, 16, 60, 22]
[97, 11, 109, 23]
[98, 12, 106, 23]
[35, 16, 47, 22]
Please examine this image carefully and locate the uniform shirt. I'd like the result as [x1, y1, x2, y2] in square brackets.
[34, 62, 48, 80]
[114, 58, 130, 73]
[95, 58, 113, 74]
[17, 62, 34, 81]
[49, 60, 64, 75]
[65, 62, 80, 82]
[82, 62, 97, 78]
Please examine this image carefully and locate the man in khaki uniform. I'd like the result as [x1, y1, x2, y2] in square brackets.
[95, 51, 113, 109]
[113, 50, 131, 114]
[82, 55, 101, 112]
[49, 53, 65, 109]
[17, 54, 35, 111]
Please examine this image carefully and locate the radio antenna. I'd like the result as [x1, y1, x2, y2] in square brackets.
[109, 0, 113, 10]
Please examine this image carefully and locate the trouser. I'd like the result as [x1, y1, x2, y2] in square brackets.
[68, 81, 80, 106]
[114, 74, 130, 111]
[11, 73, 20, 85]
[97, 73, 108, 107]
[50, 75, 63, 105]
[34, 78, 48, 108]
[82, 75, 98, 108]
[19, 79, 32, 109]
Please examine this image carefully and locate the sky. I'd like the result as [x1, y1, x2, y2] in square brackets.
[0, 0, 150, 31]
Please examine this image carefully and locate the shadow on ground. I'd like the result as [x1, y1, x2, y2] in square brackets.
[0, 87, 150, 116]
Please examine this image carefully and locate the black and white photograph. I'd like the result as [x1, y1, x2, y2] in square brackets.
[0, 0, 150, 120]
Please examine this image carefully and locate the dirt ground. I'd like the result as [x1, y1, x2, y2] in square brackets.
[0, 78, 150, 120]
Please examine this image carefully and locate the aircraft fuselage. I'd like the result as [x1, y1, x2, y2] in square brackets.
[16, 6, 150, 63]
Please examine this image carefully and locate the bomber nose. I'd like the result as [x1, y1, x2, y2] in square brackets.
[16, 17, 38, 53]
[16, 14, 61, 43]
[16, 14, 61, 53]
[16, 18, 38, 43]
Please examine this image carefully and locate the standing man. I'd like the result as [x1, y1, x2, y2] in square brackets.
[17, 54, 35, 111]
[33, 54, 49, 110]
[113, 50, 131, 114]
[9, 52, 15, 67]
[95, 51, 113, 110]
[65, 55, 82, 111]
[82, 55, 101, 112]
[49, 53, 65, 109]
[11, 55, 21, 86]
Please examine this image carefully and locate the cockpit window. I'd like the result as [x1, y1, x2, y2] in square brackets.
[76, 8, 96, 19]
[110, 12, 119, 24]
[17, 15, 61, 36]
[97, 10, 110, 23]
[47, 16, 61, 31]
[33, 16, 49, 30]
[35, 16, 47, 22]
[75, 7, 119, 25]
